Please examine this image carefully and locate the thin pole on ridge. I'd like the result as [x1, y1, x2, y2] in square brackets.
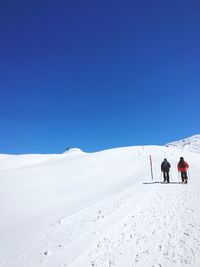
[188, 169, 191, 184]
[149, 155, 154, 180]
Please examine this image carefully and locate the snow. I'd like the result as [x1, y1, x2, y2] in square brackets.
[0, 154, 56, 171]
[0, 136, 200, 266]
[63, 148, 84, 155]
[166, 134, 200, 154]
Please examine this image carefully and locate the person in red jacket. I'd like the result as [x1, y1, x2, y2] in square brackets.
[178, 157, 189, 183]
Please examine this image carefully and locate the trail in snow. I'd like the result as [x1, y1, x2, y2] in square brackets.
[69, 183, 200, 267]
[1, 181, 200, 267]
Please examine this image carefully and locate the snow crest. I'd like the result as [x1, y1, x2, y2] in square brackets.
[166, 134, 200, 154]
[63, 148, 84, 154]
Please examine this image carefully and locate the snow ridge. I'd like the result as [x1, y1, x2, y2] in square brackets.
[63, 148, 84, 155]
[166, 134, 200, 154]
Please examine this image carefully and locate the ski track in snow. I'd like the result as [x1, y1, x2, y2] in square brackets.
[1, 182, 200, 267]
[69, 184, 200, 267]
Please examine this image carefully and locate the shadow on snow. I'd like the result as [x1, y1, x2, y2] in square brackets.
[143, 181, 182, 185]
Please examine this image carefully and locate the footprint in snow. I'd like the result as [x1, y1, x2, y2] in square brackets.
[44, 250, 51, 256]
[184, 232, 190, 236]
[58, 220, 64, 225]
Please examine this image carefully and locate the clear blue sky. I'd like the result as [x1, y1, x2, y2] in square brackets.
[0, 0, 200, 153]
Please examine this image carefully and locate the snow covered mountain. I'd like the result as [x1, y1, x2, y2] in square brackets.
[166, 134, 200, 153]
[0, 138, 200, 267]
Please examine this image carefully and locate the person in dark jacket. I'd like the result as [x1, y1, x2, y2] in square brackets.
[161, 158, 171, 183]
[178, 157, 189, 183]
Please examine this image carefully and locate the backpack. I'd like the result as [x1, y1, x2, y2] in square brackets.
[179, 161, 186, 168]
[162, 161, 170, 170]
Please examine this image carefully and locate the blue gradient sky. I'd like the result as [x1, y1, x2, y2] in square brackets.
[0, 0, 200, 153]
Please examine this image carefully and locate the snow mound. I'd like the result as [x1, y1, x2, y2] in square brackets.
[166, 134, 200, 153]
[63, 147, 84, 154]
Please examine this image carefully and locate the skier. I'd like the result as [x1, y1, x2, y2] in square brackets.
[161, 158, 171, 183]
[178, 157, 189, 183]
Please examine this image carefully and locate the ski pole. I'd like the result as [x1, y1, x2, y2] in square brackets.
[188, 169, 191, 184]
[178, 171, 180, 183]
[160, 171, 162, 182]
[170, 170, 173, 183]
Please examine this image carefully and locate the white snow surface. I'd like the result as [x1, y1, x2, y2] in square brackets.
[1, 139, 200, 266]
[166, 134, 200, 154]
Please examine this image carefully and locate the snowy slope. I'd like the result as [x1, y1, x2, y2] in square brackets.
[0, 154, 57, 171]
[166, 134, 200, 154]
[0, 142, 200, 267]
